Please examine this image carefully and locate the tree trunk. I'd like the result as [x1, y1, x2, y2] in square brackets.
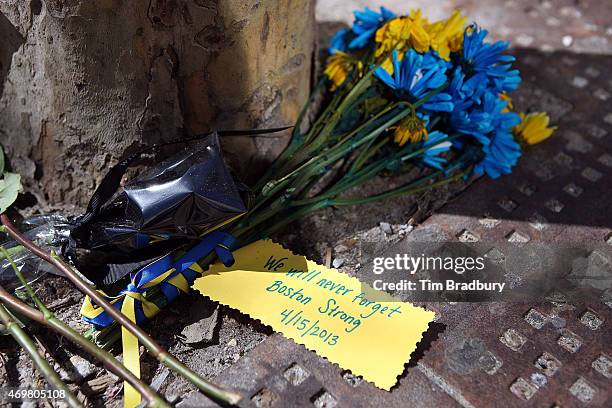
[0, 0, 316, 211]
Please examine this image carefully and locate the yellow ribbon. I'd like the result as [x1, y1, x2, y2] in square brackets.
[122, 296, 141, 407]
[81, 263, 203, 407]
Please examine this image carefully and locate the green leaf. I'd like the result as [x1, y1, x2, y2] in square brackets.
[0, 172, 22, 213]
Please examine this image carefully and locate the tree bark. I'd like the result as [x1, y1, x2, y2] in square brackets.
[0, 0, 316, 211]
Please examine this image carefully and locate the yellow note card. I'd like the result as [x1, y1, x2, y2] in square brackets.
[193, 240, 435, 390]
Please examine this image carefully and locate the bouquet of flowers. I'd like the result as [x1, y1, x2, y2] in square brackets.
[231, 7, 556, 244]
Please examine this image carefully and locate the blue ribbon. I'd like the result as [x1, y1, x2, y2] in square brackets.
[82, 230, 238, 328]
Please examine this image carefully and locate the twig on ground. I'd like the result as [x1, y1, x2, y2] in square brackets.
[1, 214, 242, 406]
[0, 246, 170, 408]
[0, 303, 82, 408]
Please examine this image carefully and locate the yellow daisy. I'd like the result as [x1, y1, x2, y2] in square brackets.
[426, 10, 467, 61]
[375, 10, 431, 58]
[324, 52, 361, 90]
[394, 115, 429, 146]
[513, 112, 557, 145]
[375, 18, 409, 57]
[406, 9, 431, 53]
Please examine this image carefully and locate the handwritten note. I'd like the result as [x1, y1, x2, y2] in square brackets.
[193, 240, 435, 390]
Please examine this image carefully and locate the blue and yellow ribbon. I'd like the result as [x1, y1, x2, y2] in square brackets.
[81, 231, 237, 407]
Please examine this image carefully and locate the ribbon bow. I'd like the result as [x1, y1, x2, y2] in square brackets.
[81, 231, 237, 407]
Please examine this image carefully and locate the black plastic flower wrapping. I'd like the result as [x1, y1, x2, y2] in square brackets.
[66, 132, 249, 285]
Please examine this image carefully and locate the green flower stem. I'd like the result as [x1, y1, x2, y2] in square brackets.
[248, 170, 465, 242]
[291, 79, 327, 142]
[338, 149, 471, 204]
[309, 78, 443, 166]
[252, 80, 446, 213]
[0, 304, 82, 408]
[330, 157, 400, 196]
[0, 215, 242, 407]
[239, 124, 462, 240]
[336, 101, 401, 146]
[255, 78, 447, 207]
[266, 99, 399, 195]
[287, 105, 412, 190]
[283, 82, 447, 192]
[302, 84, 347, 144]
[329, 134, 431, 195]
[288, 96, 394, 176]
[1, 247, 48, 316]
[232, 198, 286, 238]
[290, 160, 388, 208]
[330, 170, 467, 207]
[291, 151, 468, 216]
[243, 200, 329, 244]
[249, 99, 403, 215]
[316, 71, 374, 139]
[291, 148, 452, 209]
[296, 79, 443, 170]
[0, 244, 26, 258]
[238, 153, 459, 240]
[349, 137, 388, 174]
[271, 90, 345, 176]
[277, 72, 374, 174]
[0, 247, 170, 408]
[236, 107, 419, 237]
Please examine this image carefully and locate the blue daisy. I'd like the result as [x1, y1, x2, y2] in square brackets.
[461, 25, 521, 93]
[487, 64, 521, 92]
[421, 131, 452, 170]
[448, 67, 488, 109]
[374, 49, 453, 112]
[328, 28, 350, 55]
[462, 26, 513, 70]
[474, 130, 522, 178]
[349, 7, 395, 49]
[450, 92, 518, 146]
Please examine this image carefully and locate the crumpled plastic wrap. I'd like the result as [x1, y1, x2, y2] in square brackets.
[0, 214, 69, 290]
[66, 132, 248, 285]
